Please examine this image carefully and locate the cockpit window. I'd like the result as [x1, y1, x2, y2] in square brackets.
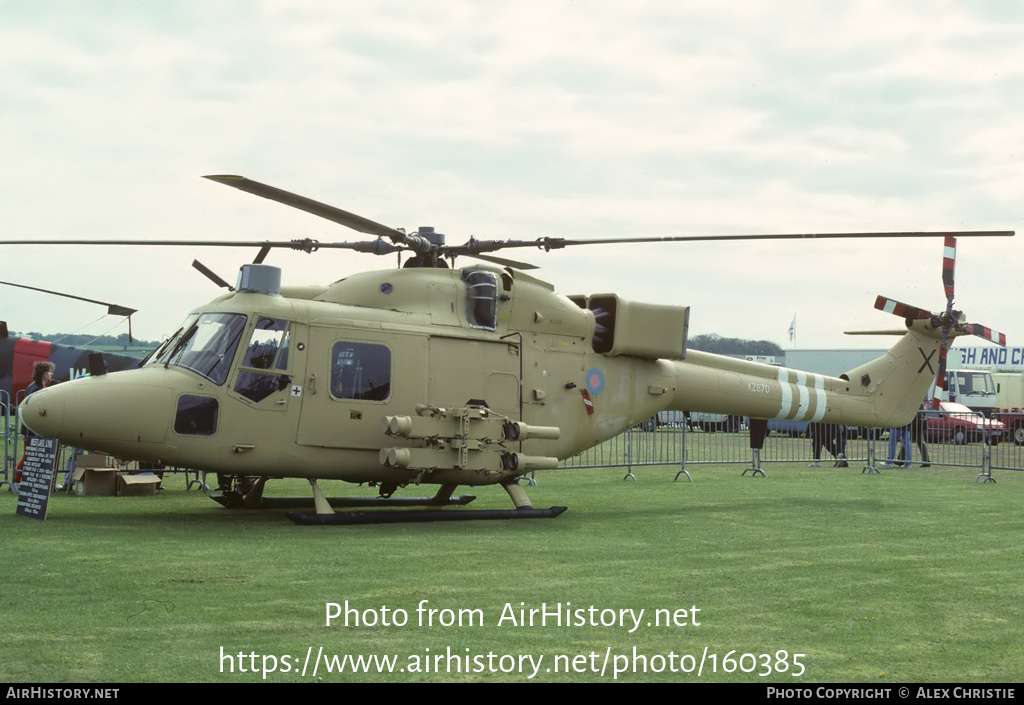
[330, 341, 391, 401]
[241, 317, 290, 370]
[234, 318, 293, 403]
[160, 313, 246, 386]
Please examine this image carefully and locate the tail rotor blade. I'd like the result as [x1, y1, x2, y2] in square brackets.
[874, 295, 933, 321]
[942, 235, 957, 302]
[931, 345, 949, 410]
[968, 323, 1007, 346]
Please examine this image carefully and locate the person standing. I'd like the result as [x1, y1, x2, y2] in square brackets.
[15, 361, 55, 482]
[886, 422, 912, 467]
[809, 423, 848, 467]
[912, 404, 931, 468]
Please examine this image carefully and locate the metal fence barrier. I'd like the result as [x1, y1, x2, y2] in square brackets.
[1, 390, 13, 490]
[3, 399, 1021, 492]
[989, 412, 1024, 476]
[561, 411, 1024, 483]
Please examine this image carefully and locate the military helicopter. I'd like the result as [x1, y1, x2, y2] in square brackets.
[9, 175, 1013, 523]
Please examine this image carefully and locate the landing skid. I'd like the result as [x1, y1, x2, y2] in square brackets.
[209, 493, 478, 510]
[285, 506, 568, 525]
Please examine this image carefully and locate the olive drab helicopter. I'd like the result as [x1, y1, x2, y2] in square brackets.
[9, 175, 1013, 524]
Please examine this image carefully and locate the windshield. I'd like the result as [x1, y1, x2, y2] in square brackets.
[157, 313, 247, 385]
[956, 371, 996, 396]
[147, 316, 199, 367]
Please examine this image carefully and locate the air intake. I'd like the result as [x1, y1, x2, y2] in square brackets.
[236, 264, 282, 295]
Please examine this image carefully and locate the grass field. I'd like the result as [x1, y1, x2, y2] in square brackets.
[2, 456, 1023, 683]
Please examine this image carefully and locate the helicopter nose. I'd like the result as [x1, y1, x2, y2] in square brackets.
[20, 387, 65, 438]
[20, 376, 173, 450]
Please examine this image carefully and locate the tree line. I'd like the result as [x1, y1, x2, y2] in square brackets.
[689, 334, 783, 357]
[12, 331, 161, 350]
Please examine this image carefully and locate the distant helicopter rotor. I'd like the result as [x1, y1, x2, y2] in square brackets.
[0, 280, 138, 340]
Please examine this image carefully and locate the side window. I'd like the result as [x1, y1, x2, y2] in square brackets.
[174, 395, 218, 435]
[234, 318, 293, 403]
[330, 342, 391, 401]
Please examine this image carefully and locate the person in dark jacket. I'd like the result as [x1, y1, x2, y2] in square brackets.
[15, 361, 55, 482]
[20, 361, 55, 436]
[809, 423, 848, 467]
[910, 404, 931, 467]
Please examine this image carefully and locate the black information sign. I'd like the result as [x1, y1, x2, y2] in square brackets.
[16, 437, 59, 520]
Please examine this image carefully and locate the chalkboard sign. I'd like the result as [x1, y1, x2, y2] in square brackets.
[16, 437, 59, 520]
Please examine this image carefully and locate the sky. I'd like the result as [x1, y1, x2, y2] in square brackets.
[1, 0, 1021, 351]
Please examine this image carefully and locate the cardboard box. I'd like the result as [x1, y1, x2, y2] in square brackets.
[117, 473, 160, 496]
[73, 467, 119, 496]
[74, 454, 112, 469]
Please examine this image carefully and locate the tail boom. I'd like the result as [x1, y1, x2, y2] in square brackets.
[665, 321, 943, 429]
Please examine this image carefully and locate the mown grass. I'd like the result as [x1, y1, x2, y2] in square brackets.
[1, 457, 1023, 683]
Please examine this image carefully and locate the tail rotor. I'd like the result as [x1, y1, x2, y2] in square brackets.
[875, 236, 1006, 409]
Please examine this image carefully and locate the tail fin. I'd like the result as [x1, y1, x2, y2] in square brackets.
[842, 320, 943, 427]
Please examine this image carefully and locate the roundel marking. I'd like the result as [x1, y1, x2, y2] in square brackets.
[585, 368, 605, 395]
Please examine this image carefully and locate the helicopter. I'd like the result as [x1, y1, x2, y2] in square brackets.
[10, 175, 1013, 524]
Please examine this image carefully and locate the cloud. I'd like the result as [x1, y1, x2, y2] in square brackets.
[0, 0, 1020, 352]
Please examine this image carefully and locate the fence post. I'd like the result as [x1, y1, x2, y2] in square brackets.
[741, 418, 768, 477]
[975, 433, 996, 484]
[622, 427, 637, 481]
[862, 435, 881, 474]
[674, 422, 692, 482]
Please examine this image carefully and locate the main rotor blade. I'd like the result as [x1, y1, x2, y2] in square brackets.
[0, 238, 403, 254]
[526, 230, 1014, 251]
[0, 280, 136, 317]
[0, 232, 1009, 251]
[204, 175, 440, 256]
[203, 174, 411, 242]
[464, 253, 539, 270]
[191, 260, 233, 290]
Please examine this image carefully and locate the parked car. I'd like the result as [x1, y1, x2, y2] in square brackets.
[663, 411, 743, 432]
[925, 401, 1005, 445]
[689, 412, 734, 432]
[767, 418, 809, 437]
[760, 418, 866, 440]
[637, 415, 658, 432]
[656, 410, 687, 428]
